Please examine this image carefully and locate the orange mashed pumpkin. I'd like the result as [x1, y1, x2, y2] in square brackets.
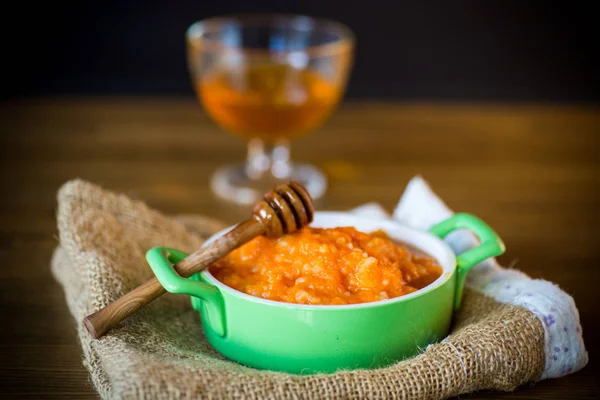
[209, 227, 443, 305]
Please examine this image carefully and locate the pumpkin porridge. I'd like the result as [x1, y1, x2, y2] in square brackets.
[209, 227, 442, 305]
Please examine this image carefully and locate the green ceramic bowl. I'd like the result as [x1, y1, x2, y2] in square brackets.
[146, 212, 505, 374]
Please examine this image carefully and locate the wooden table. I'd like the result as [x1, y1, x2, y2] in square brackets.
[1, 99, 598, 399]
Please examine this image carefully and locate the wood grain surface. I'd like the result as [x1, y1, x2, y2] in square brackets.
[1, 98, 598, 399]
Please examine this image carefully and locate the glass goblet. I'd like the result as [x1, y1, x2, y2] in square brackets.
[187, 14, 354, 204]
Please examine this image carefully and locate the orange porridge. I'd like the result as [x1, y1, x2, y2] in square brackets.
[209, 227, 443, 305]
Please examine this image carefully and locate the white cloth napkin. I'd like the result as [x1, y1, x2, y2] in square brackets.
[350, 176, 588, 380]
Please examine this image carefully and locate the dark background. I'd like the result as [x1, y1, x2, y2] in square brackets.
[4, 0, 598, 102]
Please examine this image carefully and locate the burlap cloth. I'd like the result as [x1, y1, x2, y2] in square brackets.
[51, 180, 546, 399]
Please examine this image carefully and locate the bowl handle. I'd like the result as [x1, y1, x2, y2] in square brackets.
[145, 247, 226, 337]
[428, 213, 506, 310]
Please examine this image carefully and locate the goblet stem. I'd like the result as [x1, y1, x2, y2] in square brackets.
[246, 138, 293, 180]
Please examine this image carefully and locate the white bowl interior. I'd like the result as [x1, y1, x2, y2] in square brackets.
[200, 211, 456, 308]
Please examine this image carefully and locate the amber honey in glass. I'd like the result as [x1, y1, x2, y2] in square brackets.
[197, 64, 341, 142]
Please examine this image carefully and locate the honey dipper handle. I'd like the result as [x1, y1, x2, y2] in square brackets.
[174, 218, 265, 277]
[83, 218, 265, 339]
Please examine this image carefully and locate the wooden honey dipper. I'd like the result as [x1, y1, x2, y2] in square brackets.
[83, 181, 314, 339]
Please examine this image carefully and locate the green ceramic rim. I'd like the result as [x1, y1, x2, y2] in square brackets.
[187, 212, 457, 310]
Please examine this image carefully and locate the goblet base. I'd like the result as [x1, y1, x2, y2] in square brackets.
[210, 163, 327, 205]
